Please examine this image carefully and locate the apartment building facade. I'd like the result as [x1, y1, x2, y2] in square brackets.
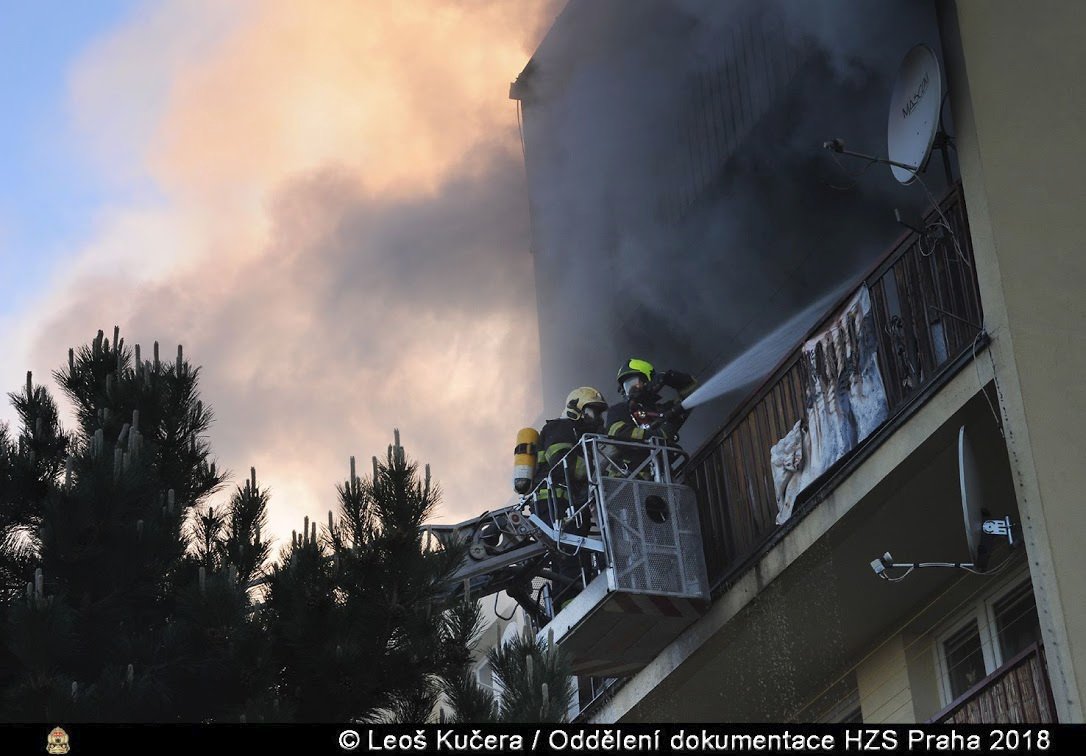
[510, 0, 1085, 723]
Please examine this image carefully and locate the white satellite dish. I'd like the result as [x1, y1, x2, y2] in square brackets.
[869, 425, 1013, 581]
[958, 425, 987, 567]
[887, 44, 942, 184]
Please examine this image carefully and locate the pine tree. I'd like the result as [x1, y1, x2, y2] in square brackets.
[0, 372, 69, 604]
[489, 626, 573, 723]
[1, 328, 559, 722]
[262, 432, 467, 721]
[0, 327, 272, 721]
[435, 598, 497, 723]
[162, 466, 276, 722]
[439, 614, 574, 724]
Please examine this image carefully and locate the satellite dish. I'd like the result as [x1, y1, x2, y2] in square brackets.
[958, 425, 988, 568]
[887, 44, 942, 184]
[869, 426, 1013, 580]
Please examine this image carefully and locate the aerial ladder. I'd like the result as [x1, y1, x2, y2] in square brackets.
[426, 434, 710, 677]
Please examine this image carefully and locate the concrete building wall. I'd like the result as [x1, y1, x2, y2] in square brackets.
[946, 0, 1086, 722]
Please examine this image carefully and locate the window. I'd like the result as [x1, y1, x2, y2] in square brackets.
[475, 660, 494, 691]
[942, 622, 987, 699]
[993, 581, 1041, 662]
[934, 570, 1043, 706]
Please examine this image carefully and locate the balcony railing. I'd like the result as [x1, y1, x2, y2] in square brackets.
[929, 643, 1057, 724]
[576, 186, 984, 721]
[685, 184, 983, 593]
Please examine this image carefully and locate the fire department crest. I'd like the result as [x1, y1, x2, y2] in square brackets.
[46, 727, 70, 755]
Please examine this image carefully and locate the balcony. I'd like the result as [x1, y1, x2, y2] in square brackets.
[685, 184, 983, 594]
[929, 643, 1058, 724]
[575, 185, 987, 721]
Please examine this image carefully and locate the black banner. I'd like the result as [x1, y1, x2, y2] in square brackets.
[8, 722, 1085, 754]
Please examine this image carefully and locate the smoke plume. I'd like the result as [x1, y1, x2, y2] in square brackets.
[519, 0, 950, 448]
[5, 0, 564, 545]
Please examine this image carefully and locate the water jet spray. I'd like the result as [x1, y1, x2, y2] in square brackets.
[681, 282, 855, 412]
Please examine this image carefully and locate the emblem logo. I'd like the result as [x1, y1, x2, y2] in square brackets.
[46, 726, 70, 755]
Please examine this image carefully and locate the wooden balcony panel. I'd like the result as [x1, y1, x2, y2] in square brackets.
[685, 186, 984, 596]
[932, 644, 1057, 724]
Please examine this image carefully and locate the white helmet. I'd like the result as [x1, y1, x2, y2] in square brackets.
[564, 387, 607, 422]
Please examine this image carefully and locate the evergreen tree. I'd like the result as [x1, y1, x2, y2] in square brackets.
[435, 598, 497, 723]
[439, 614, 574, 724]
[0, 328, 270, 721]
[488, 626, 573, 722]
[163, 467, 276, 722]
[262, 433, 467, 721]
[0, 372, 69, 604]
[0, 327, 560, 722]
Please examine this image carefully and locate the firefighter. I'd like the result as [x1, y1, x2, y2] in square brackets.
[536, 386, 608, 520]
[534, 387, 608, 608]
[606, 357, 697, 450]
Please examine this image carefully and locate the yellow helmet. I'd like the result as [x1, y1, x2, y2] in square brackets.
[564, 387, 607, 422]
[617, 358, 654, 395]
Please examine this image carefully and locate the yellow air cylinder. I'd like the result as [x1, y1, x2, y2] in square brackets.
[512, 427, 540, 494]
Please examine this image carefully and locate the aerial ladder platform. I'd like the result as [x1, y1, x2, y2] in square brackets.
[426, 435, 710, 677]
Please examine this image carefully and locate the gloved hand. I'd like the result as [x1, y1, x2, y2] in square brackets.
[662, 402, 689, 426]
[662, 370, 696, 392]
[659, 422, 681, 444]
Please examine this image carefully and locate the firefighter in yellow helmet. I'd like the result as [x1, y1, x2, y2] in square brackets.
[606, 358, 697, 445]
[536, 387, 608, 518]
[535, 387, 607, 608]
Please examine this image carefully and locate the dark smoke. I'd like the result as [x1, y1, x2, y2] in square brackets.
[519, 0, 952, 448]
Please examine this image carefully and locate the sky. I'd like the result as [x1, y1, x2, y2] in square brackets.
[0, 0, 561, 548]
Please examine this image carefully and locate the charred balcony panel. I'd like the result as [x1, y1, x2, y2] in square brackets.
[685, 186, 982, 595]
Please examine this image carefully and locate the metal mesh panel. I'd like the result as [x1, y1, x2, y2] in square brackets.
[599, 478, 709, 599]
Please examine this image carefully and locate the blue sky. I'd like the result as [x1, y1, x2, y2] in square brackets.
[0, 1, 139, 315]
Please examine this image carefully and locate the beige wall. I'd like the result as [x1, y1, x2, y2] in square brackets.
[949, 0, 1086, 722]
[855, 633, 943, 724]
[904, 635, 941, 722]
[857, 636, 917, 723]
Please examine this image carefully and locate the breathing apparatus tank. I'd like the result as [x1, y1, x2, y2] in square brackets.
[512, 427, 540, 494]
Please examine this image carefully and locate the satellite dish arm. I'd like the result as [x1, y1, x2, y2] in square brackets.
[933, 90, 955, 184]
[870, 515, 1015, 582]
[822, 139, 921, 174]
